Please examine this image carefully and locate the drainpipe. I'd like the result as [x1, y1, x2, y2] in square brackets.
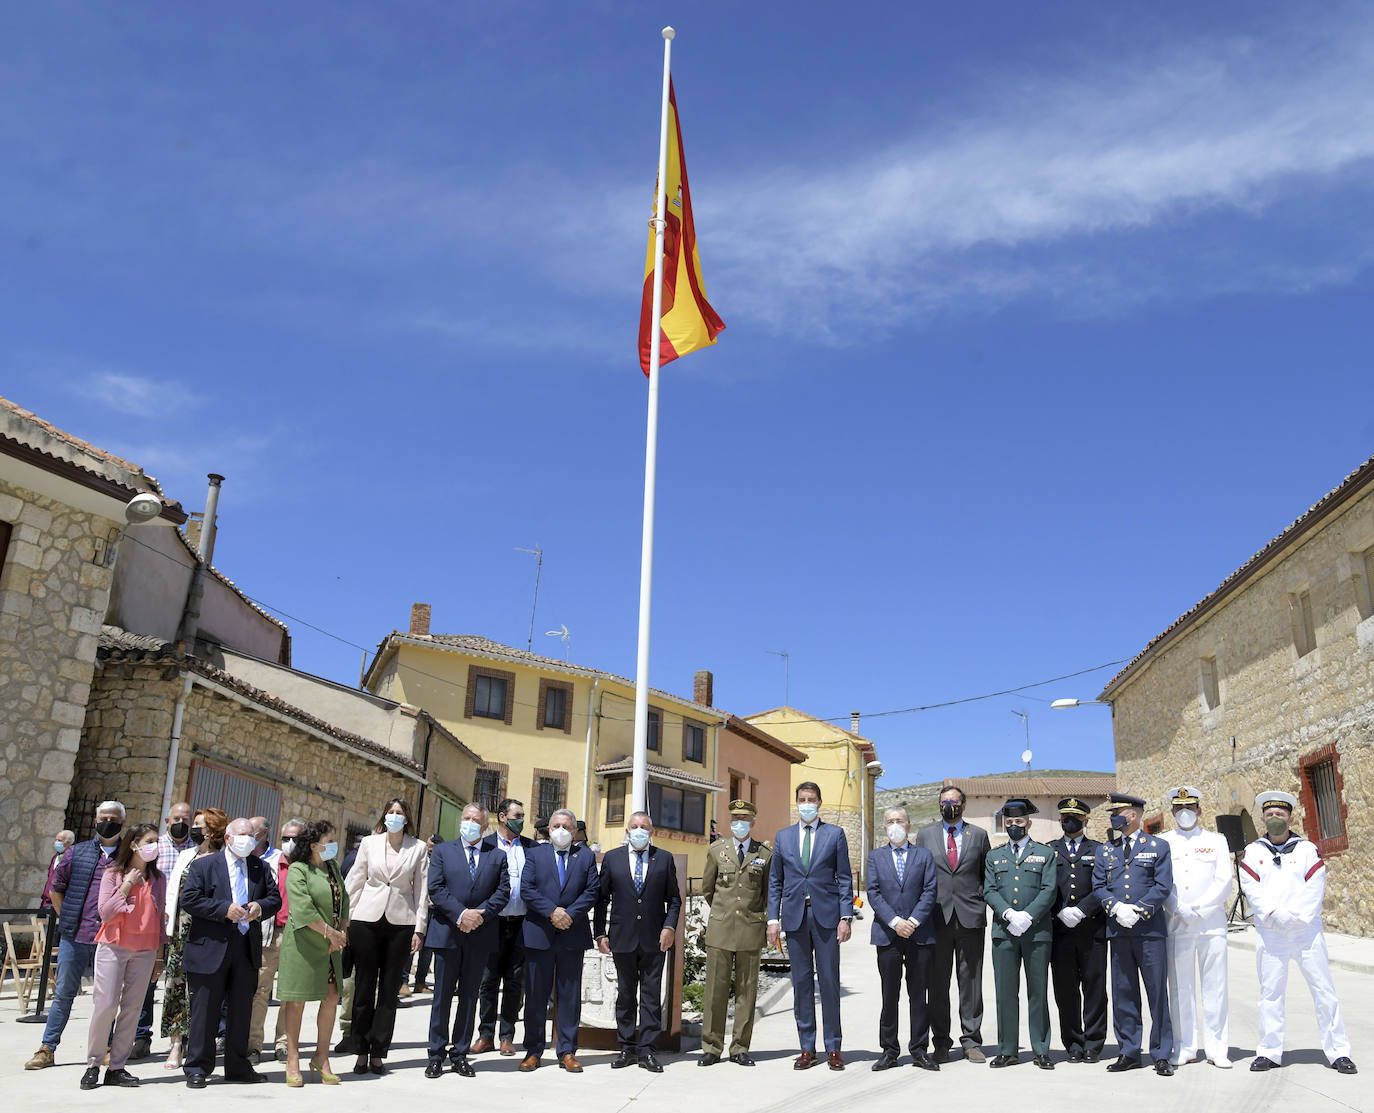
[159, 672, 194, 823]
[414, 715, 435, 830]
[582, 678, 601, 826]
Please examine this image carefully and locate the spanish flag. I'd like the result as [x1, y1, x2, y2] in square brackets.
[638, 80, 725, 375]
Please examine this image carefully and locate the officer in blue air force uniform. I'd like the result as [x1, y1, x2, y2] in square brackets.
[1090, 792, 1175, 1076]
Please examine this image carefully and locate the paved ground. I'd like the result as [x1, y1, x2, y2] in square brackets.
[2, 924, 1368, 1111]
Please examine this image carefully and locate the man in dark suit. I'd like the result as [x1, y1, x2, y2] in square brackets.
[914, 784, 992, 1063]
[424, 803, 511, 1078]
[180, 817, 282, 1088]
[472, 797, 535, 1057]
[767, 781, 853, 1071]
[1049, 796, 1108, 1063]
[866, 806, 940, 1071]
[519, 808, 600, 1073]
[594, 811, 683, 1073]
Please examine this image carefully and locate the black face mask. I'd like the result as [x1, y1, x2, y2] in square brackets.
[189, 826, 205, 846]
[940, 802, 963, 823]
[1005, 823, 1028, 842]
[1060, 817, 1084, 836]
[96, 820, 123, 840]
[170, 821, 189, 840]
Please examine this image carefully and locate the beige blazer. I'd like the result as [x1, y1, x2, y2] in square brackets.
[345, 832, 429, 934]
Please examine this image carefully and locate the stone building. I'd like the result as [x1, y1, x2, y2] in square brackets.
[1101, 453, 1374, 936]
[0, 395, 184, 903]
[941, 773, 1116, 846]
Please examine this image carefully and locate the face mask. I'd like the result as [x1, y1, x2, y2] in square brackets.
[53, 840, 67, 855]
[940, 802, 963, 823]
[459, 819, 483, 843]
[1060, 817, 1084, 835]
[280, 839, 296, 857]
[887, 823, 908, 846]
[320, 841, 339, 862]
[1005, 823, 1028, 842]
[137, 843, 159, 863]
[628, 828, 652, 850]
[1109, 814, 1130, 831]
[505, 817, 524, 836]
[1265, 816, 1290, 839]
[1174, 809, 1198, 830]
[170, 821, 189, 840]
[189, 826, 205, 846]
[383, 813, 406, 833]
[797, 802, 819, 823]
[96, 820, 123, 840]
[229, 834, 257, 858]
[549, 827, 573, 850]
[730, 820, 752, 841]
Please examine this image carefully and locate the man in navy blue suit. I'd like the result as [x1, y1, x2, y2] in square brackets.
[424, 803, 511, 1079]
[594, 812, 683, 1073]
[180, 817, 282, 1088]
[866, 806, 940, 1071]
[768, 781, 854, 1071]
[520, 808, 600, 1073]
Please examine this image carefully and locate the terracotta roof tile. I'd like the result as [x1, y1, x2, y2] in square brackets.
[946, 775, 1118, 798]
[593, 758, 725, 791]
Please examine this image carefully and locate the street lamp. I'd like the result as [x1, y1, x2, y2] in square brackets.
[1051, 698, 1111, 710]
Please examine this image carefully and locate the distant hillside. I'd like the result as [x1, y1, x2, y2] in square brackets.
[875, 769, 1114, 838]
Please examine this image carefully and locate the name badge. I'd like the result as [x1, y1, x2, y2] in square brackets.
[1135, 851, 1157, 860]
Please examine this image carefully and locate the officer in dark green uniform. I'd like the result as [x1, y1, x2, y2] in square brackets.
[699, 801, 774, 1066]
[983, 798, 1058, 1069]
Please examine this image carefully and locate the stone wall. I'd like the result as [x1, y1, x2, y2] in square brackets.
[77, 662, 421, 838]
[1110, 481, 1374, 936]
[0, 477, 117, 904]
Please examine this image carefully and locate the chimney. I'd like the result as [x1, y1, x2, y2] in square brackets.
[184, 515, 203, 553]
[410, 602, 432, 636]
[851, 710, 862, 735]
[694, 669, 714, 707]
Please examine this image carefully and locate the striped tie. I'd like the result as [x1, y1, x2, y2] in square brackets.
[895, 846, 906, 885]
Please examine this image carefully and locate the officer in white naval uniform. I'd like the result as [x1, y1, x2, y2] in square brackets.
[1159, 786, 1232, 1068]
[1238, 790, 1357, 1075]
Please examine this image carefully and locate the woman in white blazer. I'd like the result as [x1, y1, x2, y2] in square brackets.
[344, 798, 429, 1074]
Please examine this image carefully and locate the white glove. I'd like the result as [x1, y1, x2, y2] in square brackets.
[1004, 910, 1033, 936]
[1112, 903, 1140, 929]
[1057, 906, 1085, 928]
[1176, 903, 1200, 921]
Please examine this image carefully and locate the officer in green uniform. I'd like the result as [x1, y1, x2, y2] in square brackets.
[699, 801, 774, 1066]
[983, 798, 1058, 1070]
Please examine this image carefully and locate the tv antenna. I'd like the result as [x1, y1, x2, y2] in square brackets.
[1011, 708, 1032, 771]
[545, 624, 571, 660]
[515, 544, 543, 651]
[766, 649, 790, 707]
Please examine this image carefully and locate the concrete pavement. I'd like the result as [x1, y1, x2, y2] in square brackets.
[3, 925, 1369, 1111]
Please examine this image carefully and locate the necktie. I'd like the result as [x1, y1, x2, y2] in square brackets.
[895, 846, 906, 885]
[1070, 840, 1078, 857]
[737, 842, 746, 866]
[232, 858, 249, 935]
[1014, 841, 1022, 862]
[634, 851, 645, 894]
[557, 850, 567, 888]
[801, 825, 812, 872]
[468, 846, 478, 878]
[946, 827, 958, 871]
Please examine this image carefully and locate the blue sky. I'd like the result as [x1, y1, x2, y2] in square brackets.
[5, 1, 1373, 790]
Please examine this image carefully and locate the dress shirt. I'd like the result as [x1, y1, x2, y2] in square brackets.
[943, 821, 966, 858]
[223, 847, 256, 917]
[887, 843, 921, 929]
[735, 839, 750, 862]
[157, 832, 192, 876]
[497, 835, 526, 917]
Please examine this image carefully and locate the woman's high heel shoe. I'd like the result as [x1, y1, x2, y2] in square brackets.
[310, 1058, 340, 1085]
[285, 1071, 304, 1088]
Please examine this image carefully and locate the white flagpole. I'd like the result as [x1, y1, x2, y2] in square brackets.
[631, 25, 674, 815]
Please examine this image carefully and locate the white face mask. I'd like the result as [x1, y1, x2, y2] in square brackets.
[887, 823, 908, 846]
[383, 813, 406, 833]
[280, 839, 296, 857]
[229, 834, 257, 858]
[730, 820, 752, 841]
[549, 827, 574, 850]
[627, 828, 652, 850]
[797, 802, 819, 823]
[1175, 809, 1198, 830]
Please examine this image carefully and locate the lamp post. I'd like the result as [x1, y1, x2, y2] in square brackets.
[1050, 698, 1111, 710]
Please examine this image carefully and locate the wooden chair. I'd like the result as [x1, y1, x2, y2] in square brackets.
[2, 917, 47, 1010]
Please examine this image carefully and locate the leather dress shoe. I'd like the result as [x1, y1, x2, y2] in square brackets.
[559, 1053, 583, 1073]
[1154, 1059, 1175, 1076]
[470, 1038, 495, 1055]
[104, 1068, 141, 1088]
[872, 1054, 900, 1072]
[425, 1060, 445, 1079]
[1106, 1055, 1142, 1072]
[80, 1067, 102, 1090]
[988, 1054, 1018, 1068]
[500, 1039, 516, 1057]
[612, 1050, 638, 1069]
[827, 1051, 845, 1071]
[227, 1069, 267, 1083]
[1332, 1057, 1358, 1075]
[963, 1047, 986, 1063]
[640, 1051, 664, 1073]
[1033, 1054, 1054, 1071]
[1083, 1050, 1102, 1063]
[699, 1052, 721, 1066]
[185, 1074, 208, 1089]
[519, 1054, 540, 1072]
[911, 1051, 939, 1071]
[452, 1057, 475, 1078]
[933, 1048, 951, 1064]
[1067, 1048, 1084, 1063]
[370, 1061, 390, 1076]
[794, 1050, 819, 1070]
[1250, 1056, 1280, 1072]
[729, 1052, 756, 1067]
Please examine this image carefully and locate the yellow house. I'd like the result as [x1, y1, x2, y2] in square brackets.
[363, 605, 726, 877]
[742, 707, 881, 883]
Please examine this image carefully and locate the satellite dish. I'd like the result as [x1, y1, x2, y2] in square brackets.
[1021, 749, 1033, 765]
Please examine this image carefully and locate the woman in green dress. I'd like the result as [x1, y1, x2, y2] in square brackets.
[278, 819, 350, 1086]
[161, 808, 227, 1069]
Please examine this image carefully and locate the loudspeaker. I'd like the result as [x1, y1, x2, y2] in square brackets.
[1215, 813, 1248, 855]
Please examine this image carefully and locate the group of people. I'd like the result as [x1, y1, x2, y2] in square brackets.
[21, 779, 1356, 1086]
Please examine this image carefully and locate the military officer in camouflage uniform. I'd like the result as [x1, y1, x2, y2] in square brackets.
[699, 801, 774, 1066]
[983, 798, 1058, 1069]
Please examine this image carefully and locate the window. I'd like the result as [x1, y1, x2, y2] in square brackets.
[647, 709, 661, 752]
[749, 777, 758, 804]
[1299, 744, 1348, 855]
[729, 773, 742, 802]
[1290, 590, 1317, 657]
[683, 721, 705, 764]
[648, 783, 706, 834]
[473, 768, 501, 814]
[188, 760, 281, 838]
[1357, 545, 1374, 621]
[533, 769, 567, 820]
[606, 777, 627, 825]
[1200, 655, 1221, 711]
[1308, 759, 1344, 840]
[538, 678, 573, 733]
[465, 665, 515, 723]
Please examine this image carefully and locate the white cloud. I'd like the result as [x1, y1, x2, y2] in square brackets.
[70, 369, 207, 417]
